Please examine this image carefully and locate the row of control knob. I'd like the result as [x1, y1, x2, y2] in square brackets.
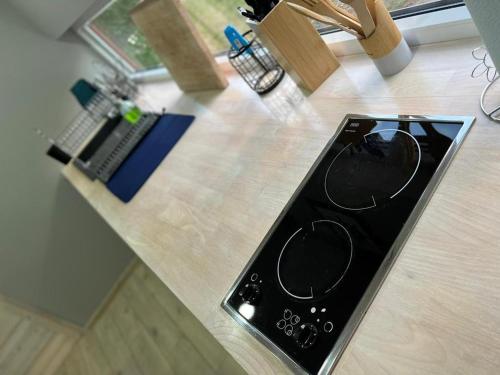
[276, 309, 300, 336]
[276, 309, 333, 349]
[238, 284, 333, 349]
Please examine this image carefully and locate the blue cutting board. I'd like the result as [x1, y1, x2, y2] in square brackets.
[106, 113, 195, 203]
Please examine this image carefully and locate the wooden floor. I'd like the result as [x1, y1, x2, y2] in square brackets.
[55, 262, 246, 375]
[0, 262, 245, 375]
[0, 295, 81, 375]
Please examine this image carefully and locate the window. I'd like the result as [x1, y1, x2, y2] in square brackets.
[384, 0, 464, 16]
[316, 0, 464, 33]
[82, 0, 464, 75]
[83, 0, 247, 73]
[88, 0, 162, 72]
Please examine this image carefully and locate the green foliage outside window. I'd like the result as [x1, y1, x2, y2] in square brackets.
[91, 0, 247, 71]
[91, 0, 446, 72]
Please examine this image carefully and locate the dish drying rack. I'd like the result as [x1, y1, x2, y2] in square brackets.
[60, 92, 115, 151]
[44, 66, 139, 164]
[45, 92, 116, 164]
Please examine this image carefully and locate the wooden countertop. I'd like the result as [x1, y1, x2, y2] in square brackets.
[63, 38, 500, 374]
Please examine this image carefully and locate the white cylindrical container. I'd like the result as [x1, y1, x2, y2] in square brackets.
[372, 37, 413, 76]
[358, 0, 413, 76]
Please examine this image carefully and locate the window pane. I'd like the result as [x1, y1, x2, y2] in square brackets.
[182, 0, 248, 54]
[315, 0, 462, 32]
[384, 0, 462, 11]
[331, 0, 458, 13]
[89, 0, 249, 72]
[383, 0, 445, 11]
[90, 0, 162, 71]
[89, 0, 462, 73]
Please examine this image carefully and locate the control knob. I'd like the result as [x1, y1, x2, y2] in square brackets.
[293, 323, 318, 349]
[238, 283, 261, 305]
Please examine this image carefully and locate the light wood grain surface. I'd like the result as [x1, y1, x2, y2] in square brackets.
[56, 262, 244, 375]
[63, 37, 500, 374]
[0, 295, 80, 375]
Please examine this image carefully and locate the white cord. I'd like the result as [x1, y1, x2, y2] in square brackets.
[472, 46, 500, 123]
[480, 75, 500, 123]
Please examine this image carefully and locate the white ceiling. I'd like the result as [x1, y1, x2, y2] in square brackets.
[6, 0, 100, 38]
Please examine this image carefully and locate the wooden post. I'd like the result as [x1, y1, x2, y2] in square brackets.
[130, 0, 228, 92]
[253, 1, 340, 92]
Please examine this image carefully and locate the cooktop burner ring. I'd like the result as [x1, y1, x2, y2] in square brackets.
[324, 129, 422, 211]
[277, 220, 353, 300]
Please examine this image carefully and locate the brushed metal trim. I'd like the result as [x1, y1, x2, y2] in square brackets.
[222, 114, 475, 375]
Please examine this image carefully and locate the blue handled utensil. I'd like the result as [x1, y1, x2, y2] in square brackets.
[224, 25, 251, 52]
[224, 24, 268, 71]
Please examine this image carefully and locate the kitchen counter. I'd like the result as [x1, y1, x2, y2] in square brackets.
[63, 37, 500, 374]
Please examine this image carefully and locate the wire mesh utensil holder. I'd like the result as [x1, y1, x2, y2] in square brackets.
[228, 30, 284, 95]
[471, 46, 500, 123]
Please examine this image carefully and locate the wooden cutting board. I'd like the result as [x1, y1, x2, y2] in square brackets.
[130, 0, 228, 92]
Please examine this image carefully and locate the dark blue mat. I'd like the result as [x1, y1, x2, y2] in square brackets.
[106, 114, 195, 203]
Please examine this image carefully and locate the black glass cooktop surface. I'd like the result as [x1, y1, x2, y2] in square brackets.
[222, 115, 474, 375]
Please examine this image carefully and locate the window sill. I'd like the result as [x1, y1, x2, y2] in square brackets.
[131, 5, 477, 83]
[324, 5, 476, 56]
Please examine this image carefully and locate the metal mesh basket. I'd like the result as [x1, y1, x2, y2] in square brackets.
[228, 31, 284, 95]
[54, 92, 116, 156]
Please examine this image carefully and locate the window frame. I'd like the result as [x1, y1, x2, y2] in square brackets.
[317, 0, 465, 35]
[77, 0, 470, 82]
[77, 0, 143, 76]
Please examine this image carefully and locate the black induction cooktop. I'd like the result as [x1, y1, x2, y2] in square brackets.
[222, 114, 474, 374]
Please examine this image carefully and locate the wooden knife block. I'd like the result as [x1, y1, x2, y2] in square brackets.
[252, 1, 340, 92]
[130, 0, 228, 92]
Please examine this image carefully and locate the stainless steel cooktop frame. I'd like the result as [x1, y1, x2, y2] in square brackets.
[221, 114, 475, 375]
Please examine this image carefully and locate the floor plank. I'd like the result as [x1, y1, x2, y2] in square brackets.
[107, 291, 175, 374]
[60, 332, 112, 375]
[0, 302, 23, 348]
[26, 330, 80, 375]
[57, 261, 245, 375]
[0, 317, 54, 374]
[0, 296, 81, 375]
[92, 310, 143, 375]
[122, 273, 184, 355]
[134, 263, 239, 371]
[0, 261, 244, 375]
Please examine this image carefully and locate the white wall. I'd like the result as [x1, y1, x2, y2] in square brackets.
[465, 1, 500, 71]
[0, 1, 135, 326]
[6, 0, 97, 39]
